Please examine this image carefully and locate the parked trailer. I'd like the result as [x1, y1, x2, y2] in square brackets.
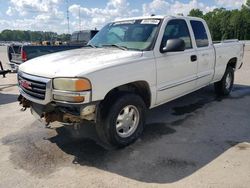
[0, 61, 10, 77]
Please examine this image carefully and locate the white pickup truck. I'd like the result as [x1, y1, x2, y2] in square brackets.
[17, 15, 245, 147]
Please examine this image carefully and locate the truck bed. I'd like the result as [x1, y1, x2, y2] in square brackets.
[213, 40, 245, 82]
[10, 45, 85, 65]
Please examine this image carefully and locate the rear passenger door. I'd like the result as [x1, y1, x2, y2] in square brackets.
[190, 20, 215, 88]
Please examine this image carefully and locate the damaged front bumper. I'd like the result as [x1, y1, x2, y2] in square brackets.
[18, 95, 98, 125]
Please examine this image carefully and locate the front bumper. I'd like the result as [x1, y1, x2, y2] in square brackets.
[18, 95, 99, 124]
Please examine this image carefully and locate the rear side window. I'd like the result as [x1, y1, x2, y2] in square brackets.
[161, 19, 192, 50]
[190, 21, 209, 47]
[71, 33, 78, 41]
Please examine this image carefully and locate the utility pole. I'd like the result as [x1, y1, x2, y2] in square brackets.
[66, 0, 70, 34]
[79, 6, 81, 31]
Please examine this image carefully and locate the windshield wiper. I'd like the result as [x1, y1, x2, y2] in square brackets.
[86, 44, 97, 48]
[102, 44, 128, 50]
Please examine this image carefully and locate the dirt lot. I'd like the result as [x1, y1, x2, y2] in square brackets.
[0, 48, 250, 188]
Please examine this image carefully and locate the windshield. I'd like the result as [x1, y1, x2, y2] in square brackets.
[88, 19, 162, 51]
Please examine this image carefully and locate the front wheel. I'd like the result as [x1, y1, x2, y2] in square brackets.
[214, 66, 234, 96]
[96, 93, 146, 148]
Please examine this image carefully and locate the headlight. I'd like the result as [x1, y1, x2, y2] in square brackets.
[53, 78, 91, 91]
[52, 78, 91, 103]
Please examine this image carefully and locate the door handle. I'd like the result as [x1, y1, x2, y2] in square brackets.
[191, 55, 197, 62]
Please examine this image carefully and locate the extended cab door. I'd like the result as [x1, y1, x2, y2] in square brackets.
[154, 19, 198, 105]
[190, 20, 215, 88]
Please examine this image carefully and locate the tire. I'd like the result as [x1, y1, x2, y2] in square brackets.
[214, 66, 234, 96]
[96, 93, 146, 148]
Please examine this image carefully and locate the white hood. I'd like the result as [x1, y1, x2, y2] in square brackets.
[19, 47, 143, 78]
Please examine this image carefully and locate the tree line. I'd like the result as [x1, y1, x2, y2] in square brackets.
[0, 30, 71, 42]
[189, 0, 250, 41]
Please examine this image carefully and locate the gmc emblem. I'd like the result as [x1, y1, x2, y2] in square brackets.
[19, 79, 32, 90]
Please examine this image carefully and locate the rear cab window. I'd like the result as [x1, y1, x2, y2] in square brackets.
[190, 20, 209, 48]
[78, 32, 91, 42]
[70, 33, 78, 42]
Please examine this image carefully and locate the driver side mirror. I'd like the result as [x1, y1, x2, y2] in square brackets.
[161, 39, 185, 53]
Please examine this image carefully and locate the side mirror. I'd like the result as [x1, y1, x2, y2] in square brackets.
[161, 39, 185, 53]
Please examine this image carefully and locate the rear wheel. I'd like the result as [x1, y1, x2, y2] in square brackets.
[214, 66, 234, 96]
[96, 93, 146, 148]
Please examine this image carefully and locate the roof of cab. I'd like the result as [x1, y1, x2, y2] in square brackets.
[114, 15, 205, 22]
[114, 15, 166, 22]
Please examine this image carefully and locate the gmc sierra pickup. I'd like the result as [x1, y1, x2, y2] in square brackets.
[17, 16, 244, 147]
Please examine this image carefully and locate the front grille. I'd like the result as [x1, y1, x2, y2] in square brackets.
[18, 74, 47, 100]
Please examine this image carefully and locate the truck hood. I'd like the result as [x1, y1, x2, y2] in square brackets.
[19, 47, 143, 78]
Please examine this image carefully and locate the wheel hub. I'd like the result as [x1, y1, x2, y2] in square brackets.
[225, 73, 232, 90]
[115, 105, 140, 138]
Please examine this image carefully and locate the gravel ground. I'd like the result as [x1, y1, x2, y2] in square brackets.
[0, 48, 250, 188]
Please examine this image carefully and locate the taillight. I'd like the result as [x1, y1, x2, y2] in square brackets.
[21, 49, 27, 61]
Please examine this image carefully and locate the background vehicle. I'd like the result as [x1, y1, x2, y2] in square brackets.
[17, 16, 244, 148]
[9, 30, 98, 69]
[69, 30, 99, 46]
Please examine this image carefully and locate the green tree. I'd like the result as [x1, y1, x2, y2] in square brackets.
[241, 2, 250, 39]
[246, 0, 250, 8]
[188, 9, 204, 18]
[230, 10, 242, 39]
[188, 3, 250, 41]
[0, 30, 71, 42]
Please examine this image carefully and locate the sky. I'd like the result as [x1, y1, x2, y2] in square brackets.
[0, 0, 247, 34]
